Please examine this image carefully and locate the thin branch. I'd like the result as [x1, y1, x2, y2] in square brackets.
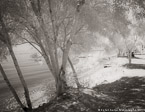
[22, 38, 43, 55]
[14, 31, 43, 56]
[75, 24, 85, 35]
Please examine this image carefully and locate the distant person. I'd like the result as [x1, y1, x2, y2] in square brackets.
[132, 52, 135, 57]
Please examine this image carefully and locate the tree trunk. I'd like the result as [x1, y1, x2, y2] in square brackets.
[0, 64, 27, 111]
[59, 47, 81, 88]
[68, 57, 81, 88]
[128, 51, 132, 64]
[56, 66, 68, 96]
[7, 44, 32, 110]
[58, 12, 80, 94]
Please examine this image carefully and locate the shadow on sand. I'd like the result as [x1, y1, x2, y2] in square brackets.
[94, 76, 145, 109]
[123, 64, 145, 70]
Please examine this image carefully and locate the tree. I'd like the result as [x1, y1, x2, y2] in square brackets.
[0, 42, 30, 111]
[14, 0, 86, 96]
[0, 0, 32, 110]
[111, 0, 145, 64]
